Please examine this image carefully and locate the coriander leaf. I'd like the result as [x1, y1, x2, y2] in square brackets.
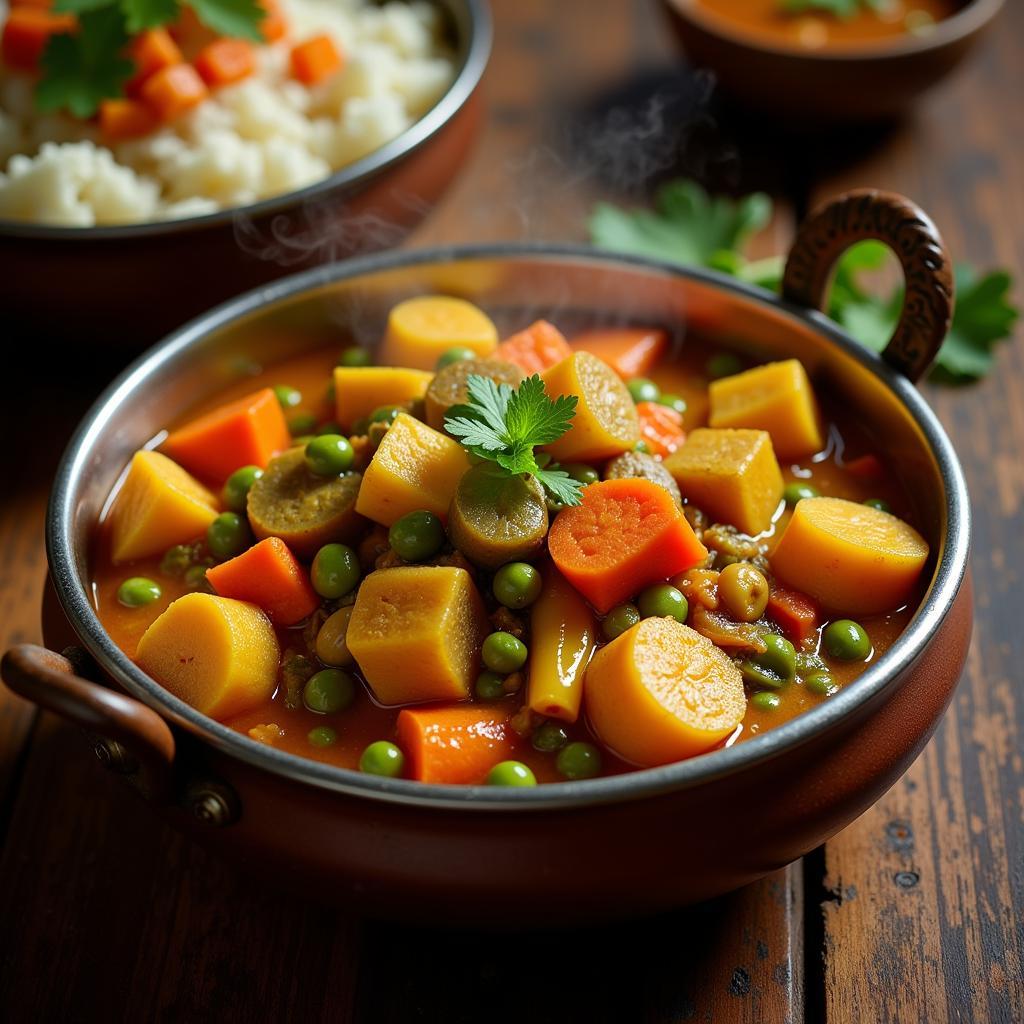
[36, 7, 133, 119]
[504, 374, 578, 448]
[186, 0, 264, 41]
[53, 0, 117, 12]
[121, 0, 180, 32]
[781, 0, 885, 16]
[495, 442, 537, 476]
[441, 411, 506, 454]
[535, 468, 586, 508]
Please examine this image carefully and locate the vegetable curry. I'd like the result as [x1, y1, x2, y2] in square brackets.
[91, 299, 930, 786]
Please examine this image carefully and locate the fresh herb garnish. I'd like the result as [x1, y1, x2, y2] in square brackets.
[780, 0, 886, 17]
[444, 374, 585, 507]
[589, 180, 1018, 382]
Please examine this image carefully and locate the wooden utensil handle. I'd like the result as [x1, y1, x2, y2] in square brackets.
[783, 189, 954, 383]
[2, 644, 176, 801]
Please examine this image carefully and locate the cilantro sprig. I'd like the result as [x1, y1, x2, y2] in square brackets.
[589, 179, 1018, 382]
[444, 375, 585, 507]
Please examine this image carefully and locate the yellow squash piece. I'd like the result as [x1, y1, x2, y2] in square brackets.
[585, 617, 746, 766]
[379, 296, 499, 370]
[347, 566, 490, 705]
[355, 412, 470, 526]
[770, 496, 929, 615]
[709, 359, 824, 460]
[664, 428, 783, 536]
[109, 450, 219, 564]
[333, 366, 433, 432]
[541, 351, 640, 462]
[526, 566, 597, 723]
[135, 593, 279, 721]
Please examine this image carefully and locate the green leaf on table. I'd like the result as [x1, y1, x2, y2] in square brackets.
[121, 0, 180, 32]
[185, 0, 265, 41]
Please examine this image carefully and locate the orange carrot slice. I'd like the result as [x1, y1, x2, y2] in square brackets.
[195, 37, 256, 88]
[547, 478, 708, 613]
[766, 588, 819, 646]
[495, 320, 573, 375]
[206, 537, 319, 627]
[1, 7, 75, 71]
[140, 63, 208, 122]
[397, 706, 515, 784]
[258, 0, 288, 43]
[572, 327, 668, 378]
[635, 401, 686, 458]
[126, 28, 182, 95]
[290, 34, 342, 85]
[99, 98, 159, 142]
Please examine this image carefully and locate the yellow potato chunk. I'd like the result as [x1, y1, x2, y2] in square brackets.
[541, 351, 640, 461]
[355, 412, 470, 526]
[379, 296, 498, 370]
[585, 617, 745, 767]
[347, 566, 490, 705]
[664, 428, 783, 536]
[709, 359, 823, 460]
[109, 450, 219, 564]
[135, 593, 279, 721]
[771, 496, 929, 615]
[333, 366, 433, 432]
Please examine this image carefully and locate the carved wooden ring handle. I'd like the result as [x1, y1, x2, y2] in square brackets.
[782, 190, 954, 383]
[2, 644, 176, 801]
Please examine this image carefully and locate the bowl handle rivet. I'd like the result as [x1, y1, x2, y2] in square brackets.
[93, 737, 137, 775]
[184, 780, 240, 827]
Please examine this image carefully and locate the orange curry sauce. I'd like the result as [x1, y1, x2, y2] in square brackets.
[91, 339, 922, 783]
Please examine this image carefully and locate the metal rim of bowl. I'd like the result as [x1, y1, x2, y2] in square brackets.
[46, 243, 971, 812]
[0, 0, 492, 241]
[665, 0, 1004, 62]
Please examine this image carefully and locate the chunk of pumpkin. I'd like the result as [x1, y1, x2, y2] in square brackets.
[347, 566, 490, 705]
[709, 359, 823, 460]
[332, 366, 433, 432]
[110, 450, 219, 564]
[571, 326, 668, 379]
[379, 296, 498, 370]
[135, 593, 279, 720]
[664, 428, 783, 536]
[355, 412, 470, 526]
[770, 496, 929, 615]
[585, 617, 746, 766]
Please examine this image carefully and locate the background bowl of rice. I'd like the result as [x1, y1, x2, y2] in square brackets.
[0, 0, 490, 347]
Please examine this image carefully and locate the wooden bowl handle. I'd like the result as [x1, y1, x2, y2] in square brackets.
[782, 189, 954, 383]
[2, 644, 176, 802]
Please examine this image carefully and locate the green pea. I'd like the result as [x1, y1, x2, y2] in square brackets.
[311, 543, 361, 599]
[359, 740, 405, 777]
[627, 378, 660, 403]
[741, 633, 797, 689]
[492, 562, 543, 609]
[795, 651, 826, 675]
[783, 482, 820, 507]
[706, 353, 743, 379]
[634, 440, 651, 454]
[556, 741, 602, 780]
[222, 465, 263, 512]
[273, 384, 302, 409]
[317, 420, 343, 436]
[436, 346, 477, 370]
[337, 346, 372, 367]
[307, 726, 337, 748]
[117, 576, 161, 607]
[657, 393, 687, 415]
[475, 670, 506, 700]
[546, 496, 566, 514]
[369, 405, 403, 426]
[288, 412, 318, 436]
[804, 670, 838, 697]
[389, 510, 445, 562]
[303, 669, 356, 714]
[184, 564, 212, 592]
[863, 498, 892, 513]
[486, 761, 537, 787]
[637, 583, 688, 623]
[532, 721, 569, 752]
[482, 631, 528, 674]
[562, 463, 599, 485]
[602, 603, 640, 641]
[751, 691, 782, 711]
[305, 434, 355, 477]
[160, 544, 195, 576]
[823, 619, 872, 661]
[207, 512, 251, 560]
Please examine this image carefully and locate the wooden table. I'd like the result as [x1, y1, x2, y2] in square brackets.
[1, 3, 1021, 1021]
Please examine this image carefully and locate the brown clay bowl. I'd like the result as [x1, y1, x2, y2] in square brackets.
[2, 190, 971, 925]
[663, 0, 1004, 121]
[0, 0, 490, 349]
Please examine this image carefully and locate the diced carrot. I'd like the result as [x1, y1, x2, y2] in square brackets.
[162, 387, 291, 484]
[842, 454, 885, 480]
[140, 63, 208, 122]
[206, 538, 319, 627]
[766, 588, 820, 646]
[548, 478, 708, 613]
[125, 28, 182, 95]
[1, 7, 75, 71]
[495, 320, 573, 375]
[99, 98, 159, 142]
[571, 327, 668, 379]
[195, 37, 256, 88]
[397, 706, 516, 784]
[290, 33, 342, 85]
[635, 401, 686, 458]
[258, 0, 288, 42]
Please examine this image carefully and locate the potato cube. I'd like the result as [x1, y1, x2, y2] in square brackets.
[333, 366, 434, 432]
[378, 296, 498, 369]
[709, 359, 823, 460]
[355, 413, 470, 526]
[664, 428, 783, 535]
[347, 566, 490, 705]
[110, 450, 219, 564]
